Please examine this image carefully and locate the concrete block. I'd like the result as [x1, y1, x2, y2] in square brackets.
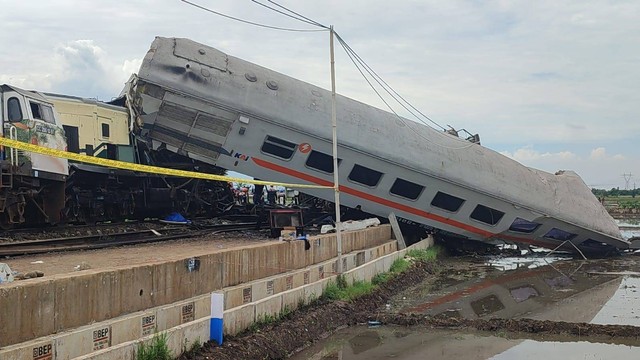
[54, 323, 112, 360]
[223, 303, 255, 336]
[0, 278, 56, 347]
[0, 338, 55, 360]
[281, 287, 305, 311]
[156, 299, 197, 331]
[195, 294, 211, 319]
[110, 312, 147, 346]
[251, 279, 268, 303]
[303, 280, 324, 302]
[255, 294, 283, 321]
[73, 343, 134, 360]
[224, 285, 246, 309]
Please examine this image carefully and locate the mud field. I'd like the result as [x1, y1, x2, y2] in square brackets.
[179, 254, 640, 360]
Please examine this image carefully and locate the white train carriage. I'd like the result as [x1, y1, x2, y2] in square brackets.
[129, 37, 628, 254]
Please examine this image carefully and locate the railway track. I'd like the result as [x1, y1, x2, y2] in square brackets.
[0, 222, 256, 257]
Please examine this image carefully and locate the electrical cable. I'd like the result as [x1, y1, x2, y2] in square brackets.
[181, 0, 327, 32]
[336, 33, 446, 131]
[250, 0, 328, 29]
[266, 0, 329, 29]
[336, 35, 475, 150]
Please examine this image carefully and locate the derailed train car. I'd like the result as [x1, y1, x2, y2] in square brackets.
[128, 37, 628, 254]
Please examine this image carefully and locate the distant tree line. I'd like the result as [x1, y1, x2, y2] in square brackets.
[591, 188, 639, 198]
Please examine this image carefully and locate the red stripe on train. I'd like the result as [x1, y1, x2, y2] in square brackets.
[251, 157, 548, 247]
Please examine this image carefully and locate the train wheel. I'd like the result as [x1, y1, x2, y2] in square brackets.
[0, 212, 13, 230]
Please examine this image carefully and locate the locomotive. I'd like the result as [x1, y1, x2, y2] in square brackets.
[125, 37, 628, 255]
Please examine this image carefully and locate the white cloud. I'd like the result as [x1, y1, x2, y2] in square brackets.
[590, 147, 607, 160]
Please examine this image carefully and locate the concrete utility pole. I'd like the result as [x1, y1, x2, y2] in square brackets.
[329, 25, 343, 274]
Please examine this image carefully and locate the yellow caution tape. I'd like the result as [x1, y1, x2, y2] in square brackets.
[0, 137, 331, 189]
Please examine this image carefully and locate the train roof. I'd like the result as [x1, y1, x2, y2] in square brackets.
[1, 84, 54, 105]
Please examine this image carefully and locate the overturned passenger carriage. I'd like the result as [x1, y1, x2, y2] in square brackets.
[129, 37, 628, 254]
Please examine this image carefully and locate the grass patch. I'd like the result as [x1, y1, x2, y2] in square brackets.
[322, 275, 375, 301]
[407, 246, 442, 262]
[137, 333, 171, 360]
[389, 258, 410, 273]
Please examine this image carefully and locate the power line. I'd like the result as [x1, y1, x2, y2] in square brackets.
[335, 34, 474, 150]
[250, 0, 328, 29]
[180, 0, 327, 32]
[335, 33, 447, 132]
[265, 0, 329, 29]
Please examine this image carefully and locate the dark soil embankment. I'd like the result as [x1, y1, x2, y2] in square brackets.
[180, 261, 438, 360]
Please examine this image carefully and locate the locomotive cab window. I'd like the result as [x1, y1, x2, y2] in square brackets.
[29, 101, 55, 124]
[431, 191, 465, 212]
[390, 178, 424, 200]
[305, 150, 341, 173]
[7, 97, 22, 122]
[261, 135, 297, 160]
[470, 204, 504, 225]
[348, 164, 383, 187]
[509, 218, 541, 233]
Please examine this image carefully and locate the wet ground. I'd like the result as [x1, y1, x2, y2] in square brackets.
[292, 253, 640, 360]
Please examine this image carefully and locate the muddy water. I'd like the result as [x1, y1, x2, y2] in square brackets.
[292, 255, 640, 359]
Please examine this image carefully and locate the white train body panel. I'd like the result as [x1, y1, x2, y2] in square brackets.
[131, 37, 627, 253]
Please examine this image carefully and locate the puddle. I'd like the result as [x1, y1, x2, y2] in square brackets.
[491, 339, 640, 360]
[291, 326, 640, 360]
[292, 256, 640, 359]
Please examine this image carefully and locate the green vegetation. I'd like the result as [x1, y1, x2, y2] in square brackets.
[323, 246, 443, 301]
[322, 276, 375, 301]
[246, 305, 295, 333]
[591, 187, 638, 198]
[137, 333, 171, 360]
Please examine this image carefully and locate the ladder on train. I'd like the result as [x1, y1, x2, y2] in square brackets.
[0, 125, 17, 189]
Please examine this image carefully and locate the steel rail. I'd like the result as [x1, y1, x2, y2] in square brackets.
[0, 222, 256, 257]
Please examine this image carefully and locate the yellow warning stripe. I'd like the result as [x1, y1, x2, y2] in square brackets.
[0, 137, 331, 189]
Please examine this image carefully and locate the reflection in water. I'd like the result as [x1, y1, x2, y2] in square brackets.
[491, 339, 639, 359]
[293, 257, 640, 359]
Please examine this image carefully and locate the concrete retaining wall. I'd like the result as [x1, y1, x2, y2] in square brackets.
[0, 225, 391, 347]
[0, 236, 432, 359]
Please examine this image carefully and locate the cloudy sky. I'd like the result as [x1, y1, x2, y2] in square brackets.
[1, 1, 638, 189]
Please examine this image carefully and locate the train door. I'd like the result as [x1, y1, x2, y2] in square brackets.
[63, 125, 80, 153]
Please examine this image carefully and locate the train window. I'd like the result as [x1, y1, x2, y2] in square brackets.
[29, 102, 55, 124]
[101, 123, 110, 138]
[508, 218, 541, 233]
[305, 150, 341, 173]
[7, 97, 22, 121]
[431, 191, 465, 212]
[543, 228, 577, 241]
[261, 135, 297, 160]
[470, 204, 504, 225]
[390, 178, 424, 200]
[348, 164, 383, 187]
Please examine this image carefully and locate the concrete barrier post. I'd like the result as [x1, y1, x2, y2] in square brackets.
[210, 292, 224, 346]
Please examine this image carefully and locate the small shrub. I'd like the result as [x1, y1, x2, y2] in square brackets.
[344, 281, 374, 300]
[407, 246, 441, 262]
[137, 333, 171, 360]
[389, 258, 410, 273]
[372, 272, 392, 285]
[322, 281, 342, 300]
